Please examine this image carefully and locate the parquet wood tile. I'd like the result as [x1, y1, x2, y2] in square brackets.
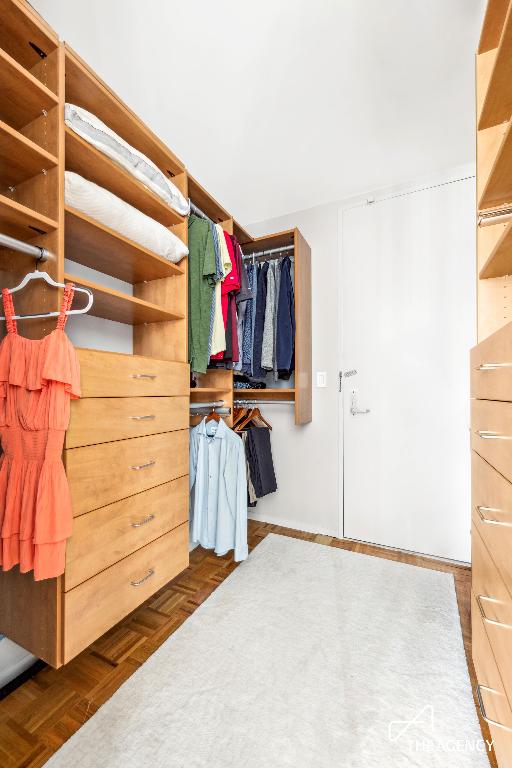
[0, 520, 493, 767]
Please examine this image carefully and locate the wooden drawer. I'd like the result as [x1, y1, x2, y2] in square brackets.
[471, 321, 512, 402]
[473, 525, 512, 706]
[64, 476, 188, 590]
[77, 348, 189, 397]
[471, 398, 512, 484]
[63, 523, 189, 663]
[472, 590, 512, 766]
[472, 451, 512, 593]
[66, 396, 189, 448]
[65, 430, 188, 516]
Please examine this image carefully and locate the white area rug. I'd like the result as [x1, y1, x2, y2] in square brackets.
[47, 534, 489, 768]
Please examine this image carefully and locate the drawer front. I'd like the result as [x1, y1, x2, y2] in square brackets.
[65, 476, 189, 590]
[65, 430, 188, 516]
[472, 451, 512, 592]
[77, 348, 189, 397]
[472, 526, 512, 710]
[472, 590, 512, 765]
[63, 523, 189, 663]
[471, 399, 512, 484]
[471, 321, 512, 401]
[66, 396, 189, 448]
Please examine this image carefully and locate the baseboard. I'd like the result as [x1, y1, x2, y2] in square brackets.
[248, 511, 339, 538]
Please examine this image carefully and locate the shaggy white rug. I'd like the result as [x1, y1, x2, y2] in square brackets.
[47, 534, 489, 768]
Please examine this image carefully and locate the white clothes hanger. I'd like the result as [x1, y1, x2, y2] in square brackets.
[0, 269, 94, 321]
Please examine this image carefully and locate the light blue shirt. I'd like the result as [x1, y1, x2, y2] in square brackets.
[190, 418, 248, 561]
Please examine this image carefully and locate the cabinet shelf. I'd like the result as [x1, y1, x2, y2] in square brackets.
[479, 121, 512, 210]
[233, 388, 296, 400]
[188, 174, 230, 224]
[0, 118, 58, 187]
[0, 193, 58, 239]
[478, 3, 512, 129]
[65, 206, 184, 284]
[190, 387, 230, 398]
[65, 127, 184, 228]
[64, 272, 185, 326]
[480, 219, 512, 279]
[0, 0, 59, 74]
[0, 46, 58, 130]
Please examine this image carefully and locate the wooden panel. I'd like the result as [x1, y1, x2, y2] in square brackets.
[66, 396, 189, 448]
[65, 127, 183, 228]
[64, 272, 184, 325]
[0, 0, 59, 75]
[63, 524, 189, 663]
[188, 174, 230, 223]
[0, 192, 57, 238]
[478, 219, 512, 278]
[471, 320, 512, 399]
[64, 45, 184, 176]
[472, 451, 512, 593]
[294, 228, 312, 425]
[0, 46, 58, 130]
[472, 525, 512, 707]
[77, 348, 188, 398]
[64, 206, 184, 283]
[479, 0, 510, 53]
[233, 218, 253, 245]
[478, 123, 508, 207]
[0, 569, 60, 667]
[472, 590, 512, 763]
[479, 121, 512, 210]
[477, 48, 498, 121]
[479, 2, 512, 129]
[65, 430, 189, 516]
[243, 229, 295, 254]
[0, 118, 57, 187]
[471, 398, 512, 483]
[64, 477, 189, 590]
[233, 388, 295, 401]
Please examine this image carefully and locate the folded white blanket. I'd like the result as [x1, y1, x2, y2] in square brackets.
[65, 171, 188, 264]
[65, 103, 190, 217]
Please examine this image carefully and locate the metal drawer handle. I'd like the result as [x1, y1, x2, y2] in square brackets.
[475, 363, 512, 371]
[477, 595, 512, 629]
[131, 514, 155, 528]
[130, 568, 155, 587]
[476, 684, 512, 732]
[476, 505, 512, 527]
[129, 415, 156, 421]
[132, 373, 156, 380]
[130, 459, 156, 471]
[476, 430, 512, 440]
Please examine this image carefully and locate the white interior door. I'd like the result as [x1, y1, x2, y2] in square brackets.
[341, 177, 475, 561]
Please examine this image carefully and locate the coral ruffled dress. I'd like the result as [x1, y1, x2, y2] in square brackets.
[0, 284, 80, 580]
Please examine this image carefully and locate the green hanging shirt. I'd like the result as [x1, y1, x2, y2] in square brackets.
[188, 214, 216, 374]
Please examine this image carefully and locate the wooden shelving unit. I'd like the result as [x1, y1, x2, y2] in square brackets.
[65, 206, 183, 283]
[234, 389, 296, 401]
[0, 118, 58, 187]
[478, 0, 512, 129]
[0, 194, 58, 238]
[188, 174, 230, 223]
[0, 47, 58, 129]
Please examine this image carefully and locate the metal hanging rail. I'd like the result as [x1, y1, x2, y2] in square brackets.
[189, 400, 225, 410]
[0, 233, 52, 262]
[478, 206, 512, 227]
[189, 200, 210, 221]
[234, 398, 294, 405]
[242, 244, 294, 260]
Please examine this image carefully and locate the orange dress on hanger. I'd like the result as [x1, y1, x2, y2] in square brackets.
[0, 284, 80, 580]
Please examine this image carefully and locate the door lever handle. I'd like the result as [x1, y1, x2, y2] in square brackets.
[350, 390, 370, 416]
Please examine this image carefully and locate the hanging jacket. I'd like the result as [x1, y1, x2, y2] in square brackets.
[189, 418, 248, 562]
[276, 256, 295, 379]
[251, 262, 269, 380]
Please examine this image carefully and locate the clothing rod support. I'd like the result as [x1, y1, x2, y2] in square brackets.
[0, 233, 52, 262]
[242, 244, 294, 260]
[189, 400, 225, 410]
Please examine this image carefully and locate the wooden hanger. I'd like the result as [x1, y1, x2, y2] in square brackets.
[205, 407, 221, 423]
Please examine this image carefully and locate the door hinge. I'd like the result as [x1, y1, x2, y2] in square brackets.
[338, 371, 342, 392]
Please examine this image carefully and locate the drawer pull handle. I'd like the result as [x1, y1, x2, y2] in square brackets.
[476, 505, 512, 527]
[475, 363, 512, 371]
[129, 415, 156, 421]
[131, 568, 155, 587]
[476, 430, 512, 440]
[132, 514, 155, 528]
[476, 684, 512, 733]
[132, 373, 157, 380]
[130, 459, 156, 471]
[477, 595, 512, 629]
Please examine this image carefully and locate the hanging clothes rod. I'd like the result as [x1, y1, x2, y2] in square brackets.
[479, 207, 512, 227]
[189, 201, 210, 221]
[190, 407, 231, 416]
[189, 400, 225, 410]
[242, 244, 294, 260]
[0, 233, 52, 262]
[234, 399, 294, 405]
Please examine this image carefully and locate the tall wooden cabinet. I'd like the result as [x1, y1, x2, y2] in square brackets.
[472, 1, 512, 764]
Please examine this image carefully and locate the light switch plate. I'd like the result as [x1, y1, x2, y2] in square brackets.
[316, 371, 327, 388]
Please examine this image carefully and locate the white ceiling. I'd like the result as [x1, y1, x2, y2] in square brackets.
[32, 0, 485, 224]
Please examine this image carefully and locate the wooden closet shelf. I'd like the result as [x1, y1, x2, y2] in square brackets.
[0, 193, 58, 239]
[0, 118, 58, 187]
[480, 219, 512, 279]
[0, 0, 59, 74]
[479, 121, 512, 210]
[190, 387, 231, 398]
[478, 3, 512, 129]
[243, 229, 295, 254]
[478, 0, 510, 54]
[233, 388, 296, 400]
[188, 174, 231, 224]
[65, 206, 184, 284]
[65, 127, 184, 228]
[64, 45, 184, 178]
[64, 273, 185, 326]
[0, 46, 59, 130]
[233, 219, 253, 246]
